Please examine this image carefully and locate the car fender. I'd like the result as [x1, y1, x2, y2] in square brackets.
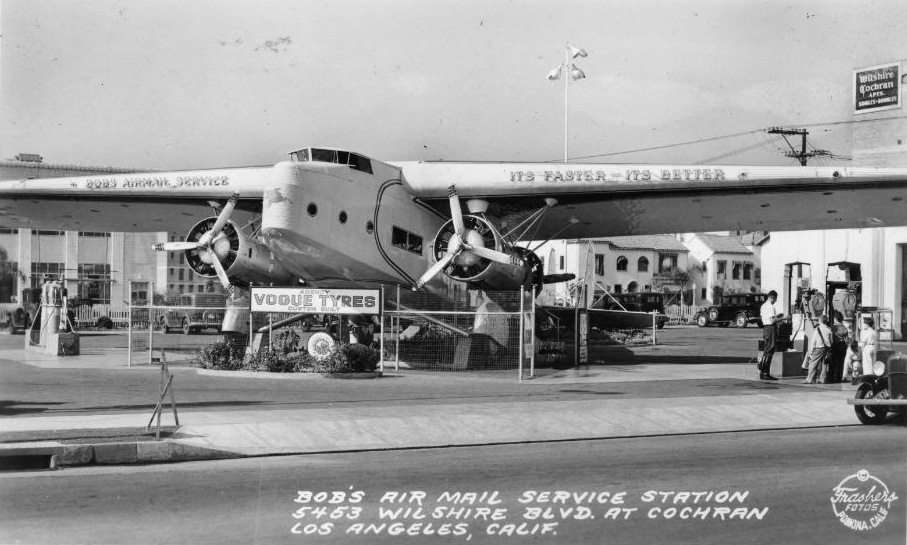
[853, 375, 888, 389]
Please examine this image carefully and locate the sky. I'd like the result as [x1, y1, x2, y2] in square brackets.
[1, 0, 905, 170]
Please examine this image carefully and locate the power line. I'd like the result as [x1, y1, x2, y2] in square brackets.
[561, 115, 905, 162]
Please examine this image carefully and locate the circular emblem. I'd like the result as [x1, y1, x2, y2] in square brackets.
[830, 469, 899, 531]
[306, 332, 335, 361]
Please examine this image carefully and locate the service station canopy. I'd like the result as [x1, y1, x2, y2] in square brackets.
[250, 287, 380, 315]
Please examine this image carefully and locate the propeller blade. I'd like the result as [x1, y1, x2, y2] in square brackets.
[209, 253, 234, 295]
[152, 241, 199, 252]
[209, 193, 240, 235]
[447, 185, 465, 235]
[467, 244, 513, 265]
[413, 251, 457, 291]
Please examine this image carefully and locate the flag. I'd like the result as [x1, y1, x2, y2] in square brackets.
[547, 64, 563, 80]
[567, 42, 587, 59]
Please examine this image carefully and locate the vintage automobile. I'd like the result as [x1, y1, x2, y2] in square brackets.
[593, 291, 669, 329]
[5, 288, 40, 334]
[158, 292, 227, 334]
[848, 352, 907, 425]
[696, 293, 767, 328]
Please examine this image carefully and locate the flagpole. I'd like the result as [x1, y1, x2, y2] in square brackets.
[564, 44, 569, 164]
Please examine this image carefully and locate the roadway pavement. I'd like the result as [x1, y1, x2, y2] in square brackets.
[1, 328, 903, 468]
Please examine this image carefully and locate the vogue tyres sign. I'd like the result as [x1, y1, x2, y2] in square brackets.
[854, 62, 901, 114]
[251, 287, 380, 315]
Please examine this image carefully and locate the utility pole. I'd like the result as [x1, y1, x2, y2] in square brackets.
[766, 127, 831, 166]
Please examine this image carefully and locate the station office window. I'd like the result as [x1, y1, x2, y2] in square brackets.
[616, 256, 628, 271]
[595, 254, 604, 275]
[31, 262, 64, 288]
[0, 261, 17, 302]
[637, 257, 649, 272]
[717, 260, 727, 276]
[732, 263, 741, 280]
[391, 226, 423, 255]
[559, 256, 565, 270]
[743, 264, 753, 280]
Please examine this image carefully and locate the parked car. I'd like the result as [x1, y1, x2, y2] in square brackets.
[158, 293, 227, 334]
[593, 292, 669, 329]
[696, 293, 767, 328]
[5, 288, 41, 334]
[848, 352, 907, 425]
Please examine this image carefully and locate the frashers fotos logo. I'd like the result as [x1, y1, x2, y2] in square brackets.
[830, 470, 899, 531]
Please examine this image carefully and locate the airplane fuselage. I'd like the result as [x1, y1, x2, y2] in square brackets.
[259, 159, 452, 294]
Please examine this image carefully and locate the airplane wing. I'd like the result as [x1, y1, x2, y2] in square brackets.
[395, 162, 907, 239]
[0, 166, 273, 232]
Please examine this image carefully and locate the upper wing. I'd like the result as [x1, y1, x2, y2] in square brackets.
[0, 166, 273, 231]
[395, 162, 907, 239]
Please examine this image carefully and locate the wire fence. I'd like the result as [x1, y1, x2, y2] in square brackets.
[126, 305, 236, 367]
[380, 286, 529, 373]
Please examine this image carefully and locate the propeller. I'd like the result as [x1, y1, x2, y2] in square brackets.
[413, 185, 513, 290]
[152, 193, 239, 295]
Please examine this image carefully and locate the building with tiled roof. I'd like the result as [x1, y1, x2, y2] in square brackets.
[682, 233, 761, 304]
[532, 235, 693, 307]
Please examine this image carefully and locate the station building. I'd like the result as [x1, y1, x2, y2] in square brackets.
[760, 61, 906, 340]
[0, 157, 215, 313]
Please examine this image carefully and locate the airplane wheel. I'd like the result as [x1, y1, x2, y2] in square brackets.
[307, 332, 335, 360]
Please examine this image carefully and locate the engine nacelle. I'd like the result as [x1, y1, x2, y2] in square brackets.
[431, 215, 537, 291]
[184, 218, 293, 287]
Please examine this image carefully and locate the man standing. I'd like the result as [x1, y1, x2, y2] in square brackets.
[758, 290, 785, 380]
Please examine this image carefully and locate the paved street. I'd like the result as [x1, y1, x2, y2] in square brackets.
[2, 325, 905, 545]
[2, 427, 905, 545]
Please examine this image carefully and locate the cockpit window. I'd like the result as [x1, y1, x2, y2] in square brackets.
[289, 149, 309, 162]
[290, 148, 373, 174]
[311, 148, 337, 163]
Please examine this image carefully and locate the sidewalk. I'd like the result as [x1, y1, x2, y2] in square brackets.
[0, 342, 866, 468]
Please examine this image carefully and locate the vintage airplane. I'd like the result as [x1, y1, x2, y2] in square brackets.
[2, 147, 906, 327]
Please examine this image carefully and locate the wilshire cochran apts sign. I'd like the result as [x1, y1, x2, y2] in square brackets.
[853, 62, 901, 114]
[250, 287, 380, 315]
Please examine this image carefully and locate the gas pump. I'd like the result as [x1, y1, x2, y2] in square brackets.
[826, 262, 861, 341]
[784, 262, 815, 353]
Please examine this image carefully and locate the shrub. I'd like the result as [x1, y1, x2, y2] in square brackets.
[342, 343, 380, 372]
[192, 340, 246, 370]
[191, 340, 380, 373]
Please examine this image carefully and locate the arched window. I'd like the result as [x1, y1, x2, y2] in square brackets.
[637, 257, 649, 272]
[616, 256, 628, 271]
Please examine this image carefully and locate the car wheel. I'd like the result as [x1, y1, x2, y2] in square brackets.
[854, 383, 888, 425]
[696, 314, 708, 327]
[707, 308, 719, 322]
[735, 313, 748, 328]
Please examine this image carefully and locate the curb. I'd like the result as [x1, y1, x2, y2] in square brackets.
[0, 440, 240, 469]
[196, 369, 382, 380]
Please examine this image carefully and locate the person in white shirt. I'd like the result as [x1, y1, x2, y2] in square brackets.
[757, 290, 784, 380]
[802, 314, 832, 384]
[859, 316, 879, 376]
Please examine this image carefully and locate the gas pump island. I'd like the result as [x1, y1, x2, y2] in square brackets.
[25, 279, 80, 356]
